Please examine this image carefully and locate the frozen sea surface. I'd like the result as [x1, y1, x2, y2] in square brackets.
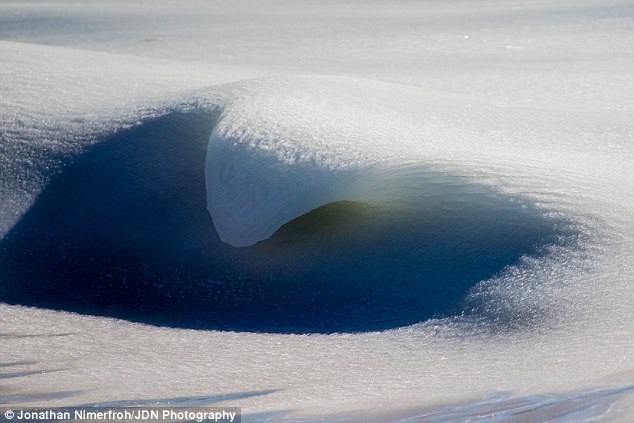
[1, 0, 633, 421]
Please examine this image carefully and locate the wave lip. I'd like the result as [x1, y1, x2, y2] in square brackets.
[204, 76, 444, 247]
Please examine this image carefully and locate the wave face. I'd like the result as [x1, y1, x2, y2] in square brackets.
[0, 109, 571, 333]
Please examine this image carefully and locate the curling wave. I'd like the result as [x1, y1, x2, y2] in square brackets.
[0, 100, 576, 333]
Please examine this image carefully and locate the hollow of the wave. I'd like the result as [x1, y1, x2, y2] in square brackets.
[0, 111, 572, 333]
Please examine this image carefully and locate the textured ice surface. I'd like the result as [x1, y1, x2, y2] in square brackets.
[1, 0, 633, 421]
[205, 75, 630, 246]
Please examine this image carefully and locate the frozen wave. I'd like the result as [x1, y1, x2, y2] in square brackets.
[0, 101, 573, 333]
[1, 1, 633, 420]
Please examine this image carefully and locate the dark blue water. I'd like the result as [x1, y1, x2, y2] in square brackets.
[0, 111, 574, 333]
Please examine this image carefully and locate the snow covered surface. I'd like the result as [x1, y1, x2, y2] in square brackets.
[1, 0, 633, 421]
